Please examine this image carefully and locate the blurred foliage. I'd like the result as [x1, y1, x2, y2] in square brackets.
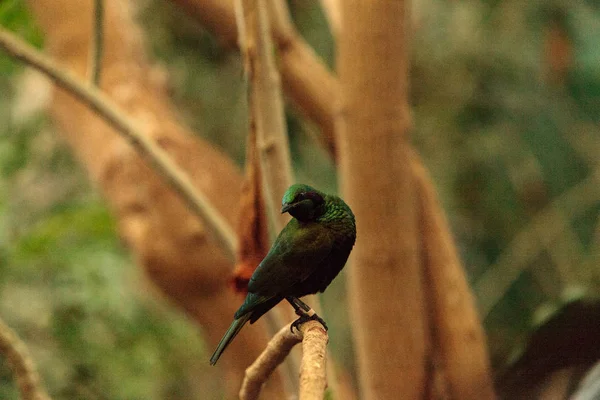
[410, 0, 600, 370]
[0, 4, 208, 400]
[0, 0, 599, 398]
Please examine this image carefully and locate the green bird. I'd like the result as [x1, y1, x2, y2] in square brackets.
[210, 183, 356, 365]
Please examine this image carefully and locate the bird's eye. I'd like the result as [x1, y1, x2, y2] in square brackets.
[295, 192, 306, 202]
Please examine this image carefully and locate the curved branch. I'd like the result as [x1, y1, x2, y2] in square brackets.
[239, 320, 328, 400]
[0, 27, 238, 260]
[0, 317, 51, 400]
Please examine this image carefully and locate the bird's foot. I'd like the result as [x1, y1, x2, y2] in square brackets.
[290, 313, 328, 333]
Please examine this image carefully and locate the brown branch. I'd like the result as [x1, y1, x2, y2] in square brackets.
[266, 0, 337, 158]
[262, 0, 326, 316]
[412, 151, 497, 399]
[0, 317, 51, 400]
[0, 27, 238, 260]
[239, 320, 328, 400]
[298, 322, 328, 400]
[235, 0, 293, 230]
[171, 0, 338, 157]
[234, 1, 304, 393]
[338, 1, 428, 399]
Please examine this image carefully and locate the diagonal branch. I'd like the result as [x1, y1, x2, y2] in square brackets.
[0, 27, 238, 260]
[0, 317, 51, 400]
[239, 320, 328, 400]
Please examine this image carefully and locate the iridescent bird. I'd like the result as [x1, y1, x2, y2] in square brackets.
[210, 184, 356, 365]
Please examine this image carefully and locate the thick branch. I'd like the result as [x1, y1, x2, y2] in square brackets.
[412, 151, 496, 399]
[338, 1, 427, 399]
[0, 317, 51, 400]
[0, 27, 237, 260]
[239, 321, 328, 400]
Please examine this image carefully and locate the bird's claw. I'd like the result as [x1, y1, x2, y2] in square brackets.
[290, 313, 328, 333]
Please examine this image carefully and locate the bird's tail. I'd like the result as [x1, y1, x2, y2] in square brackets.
[209, 312, 252, 365]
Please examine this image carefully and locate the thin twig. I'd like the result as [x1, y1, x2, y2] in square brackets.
[239, 320, 328, 400]
[89, 0, 104, 85]
[0, 27, 238, 260]
[0, 317, 51, 400]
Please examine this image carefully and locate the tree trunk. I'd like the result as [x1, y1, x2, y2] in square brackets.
[338, 1, 427, 399]
[26, 0, 285, 398]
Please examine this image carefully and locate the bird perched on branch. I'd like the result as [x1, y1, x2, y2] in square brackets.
[210, 183, 356, 365]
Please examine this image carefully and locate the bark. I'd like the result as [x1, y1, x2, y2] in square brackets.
[25, 0, 285, 398]
[338, 1, 427, 399]
[239, 321, 328, 400]
[413, 153, 496, 399]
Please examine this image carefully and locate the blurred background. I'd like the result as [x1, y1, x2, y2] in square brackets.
[0, 0, 599, 398]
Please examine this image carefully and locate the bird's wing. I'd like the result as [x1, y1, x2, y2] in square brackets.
[247, 220, 335, 297]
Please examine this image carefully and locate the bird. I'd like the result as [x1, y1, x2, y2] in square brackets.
[210, 183, 356, 365]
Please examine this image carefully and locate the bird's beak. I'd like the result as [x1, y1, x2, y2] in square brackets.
[281, 203, 293, 214]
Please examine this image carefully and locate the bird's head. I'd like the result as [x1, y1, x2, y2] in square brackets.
[281, 184, 325, 222]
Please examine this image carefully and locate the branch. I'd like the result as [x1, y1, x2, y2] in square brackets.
[412, 151, 496, 399]
[235, 0, 294, 231]
[319, 0, 341, 38]
[171, 0, 338, 158]
[234, 1, 302, 394]
[0, 317, 51, 400]
[0, 27, 238, 260]
[239, 320, 328, 400]
[266, 0, 338, 158]
[89, 0, 104, 85]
